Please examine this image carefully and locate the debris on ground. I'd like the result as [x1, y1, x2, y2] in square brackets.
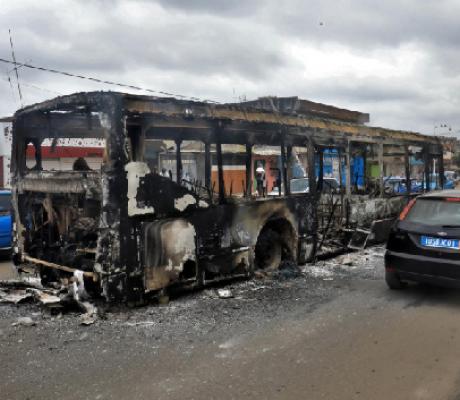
[27, 288, 61, 305]
[0, 273, 99, 324]
[0, 246, 386, 330]
[338, 255, 354, 266]
[274, 260, 302, 280]
[0, 289, 33, 304]
[304, 246, 386, 281]
[217, 288, 234, 299]
[69, 270, 90, 302]
[80, 301, 98, 325]
[12, 316, 36, 327]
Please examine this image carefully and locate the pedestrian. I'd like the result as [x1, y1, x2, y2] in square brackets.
[255, 164, 266, 197]
[159, 167, 168, 178]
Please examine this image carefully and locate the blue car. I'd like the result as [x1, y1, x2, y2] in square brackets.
[384, 177, 423, 195]
[0, 190, 12, 251]
[421, 174, 455, 191]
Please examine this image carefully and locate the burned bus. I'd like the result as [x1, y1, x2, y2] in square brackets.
[10, 92, 444, 302]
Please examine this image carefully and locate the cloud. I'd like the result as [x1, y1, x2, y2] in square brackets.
[0, 0, 459, 136]
[154, 0, 264, 17]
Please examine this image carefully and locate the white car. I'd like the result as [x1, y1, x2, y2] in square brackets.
[268, 177, 340, 196]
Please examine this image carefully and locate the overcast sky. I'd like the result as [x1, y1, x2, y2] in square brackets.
[0, 0, 459, 135]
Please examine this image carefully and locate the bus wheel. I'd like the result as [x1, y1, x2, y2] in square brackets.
[255, 228, 282, 270]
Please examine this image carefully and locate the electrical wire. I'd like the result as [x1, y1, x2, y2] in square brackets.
[8, 30, 23, 106]
[4, 68, 18, 105]
[1, 75, 62, 96]
[0, 57, 219, 104]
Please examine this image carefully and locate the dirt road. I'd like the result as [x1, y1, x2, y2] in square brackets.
[2, 249, 460, 399]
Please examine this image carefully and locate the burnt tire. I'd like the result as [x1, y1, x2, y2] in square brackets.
[255, 228, 282, 270]
[385, 269, 406, 290]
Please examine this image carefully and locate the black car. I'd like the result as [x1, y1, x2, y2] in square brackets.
[385, 190, 460, 289]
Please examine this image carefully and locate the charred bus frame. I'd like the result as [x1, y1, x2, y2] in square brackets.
[10, 92, 443, 302]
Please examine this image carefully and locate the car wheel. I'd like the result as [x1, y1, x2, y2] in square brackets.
[385, 269, 406, 290]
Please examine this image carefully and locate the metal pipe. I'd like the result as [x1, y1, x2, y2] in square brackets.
[23, 255, 97, 280]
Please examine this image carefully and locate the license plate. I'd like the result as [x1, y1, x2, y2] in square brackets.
[420, 236, 460, 250]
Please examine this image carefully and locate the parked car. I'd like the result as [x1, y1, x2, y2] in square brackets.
[0, 190, 12, 252]
[321, 177, 340, 193]
[384, 177, 422, 195]
[384, 175, 453, 194]
[288, 177, 309, 194]
[421, 173, 455, 190]
[268, 177, 340, 196]
[385, 190, 460, 289]
[444, 171, 457, 181]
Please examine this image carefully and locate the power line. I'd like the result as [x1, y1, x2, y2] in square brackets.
[8, 29, 23, 106]
[0, 57, 219, 104]
[7, 58, 33, 74]
[3, 66, 18, 105]
[1, 76, 62, 96]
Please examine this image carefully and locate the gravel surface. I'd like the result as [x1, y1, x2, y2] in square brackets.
[0, 247, 393, 400]
[0, 247, 386, 346]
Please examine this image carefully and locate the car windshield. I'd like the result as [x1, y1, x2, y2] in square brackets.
[406, 198, 460, 226]
[290, 178, 308, 193]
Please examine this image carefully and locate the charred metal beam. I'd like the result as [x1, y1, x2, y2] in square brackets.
[204, 141, 211, 189]
[23, 255, 96, 279]
[307, 139, 316, 197]
[317, 147, 324, 192]
[15, 112, 104, 139]
[338, 148, 344, 192]
[362, 148, 367, 190]
[280, 139, 289, 196]
[245, 143, 252, 198]
[286, 145, 293, 191]
[215, 124, 226, 203]
[345, 142, 352, 199]
[377, 143, 384, 197]
[15, 91, 113, 116]
[236, 96, 369, 124]
[175, 139, 182, 183]
[124, 96, 439, 146]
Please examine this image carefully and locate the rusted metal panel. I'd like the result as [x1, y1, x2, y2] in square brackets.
[144, 219, 196, 291]
[13, 92, 440, 147]
[17, 171, 101, 194]
[123, 96, 438, 145]
[235, 96, 370, 124]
